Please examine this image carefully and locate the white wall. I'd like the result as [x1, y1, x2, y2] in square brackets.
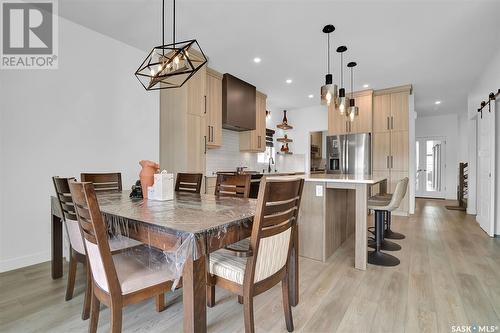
[467, 44, 500, 232]
[415, 114, 459, 200]
[271, 105, 328, 172]
[0, 18, 159, 272]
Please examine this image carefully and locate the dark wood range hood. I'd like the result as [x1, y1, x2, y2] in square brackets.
[222, 73, 256, 131]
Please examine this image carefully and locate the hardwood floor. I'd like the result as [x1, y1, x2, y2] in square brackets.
[1, 199, 499, 332]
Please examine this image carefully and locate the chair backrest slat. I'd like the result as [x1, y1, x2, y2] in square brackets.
[80, 172, 122, 192]
[69, 181, 121, 296]
[245, 177, 304, 284]
[215, 174, 251, 198]
[175, 173, 203, 193]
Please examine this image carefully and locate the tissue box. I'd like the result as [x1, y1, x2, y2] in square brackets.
[150, 170, 174, 201]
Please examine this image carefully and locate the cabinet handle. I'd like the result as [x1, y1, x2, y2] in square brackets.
[391, 116, 394, 130]
[387, 117, 390, 130]
[207, 126, 211, 142]
[391, 155, 394, 168]
[349, 122, 351, 132]
[345, 121, 348, 133]
[204, 95, 207, 114]
[387, 155, 390, 169]
[204, 135, 207, 154]
[210, 126, 213, 142]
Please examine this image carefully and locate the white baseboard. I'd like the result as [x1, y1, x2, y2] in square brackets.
[0, 251, 50, 273]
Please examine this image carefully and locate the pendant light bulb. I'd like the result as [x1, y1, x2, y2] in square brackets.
[339, 97, 346, 114]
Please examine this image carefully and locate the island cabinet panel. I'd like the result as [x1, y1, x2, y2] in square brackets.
[240, 91, 266, 152]
[298, 181, 356, 262]
[298, 181, 325, 261]
[205, 69, 223, 148]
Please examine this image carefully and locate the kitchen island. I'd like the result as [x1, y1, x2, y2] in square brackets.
[295, 174, 387, 270]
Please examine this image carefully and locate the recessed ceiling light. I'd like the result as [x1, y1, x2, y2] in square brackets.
[286, 79, 293, 84]
[308, 94, 314, 99]
[363, 84, 369, 88]
[435, 100, 441, 105]
[253, 57, 261, 63]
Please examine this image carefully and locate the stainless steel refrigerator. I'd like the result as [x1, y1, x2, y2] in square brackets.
[326, 133, 371, 174]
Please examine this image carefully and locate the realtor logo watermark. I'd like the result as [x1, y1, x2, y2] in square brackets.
[1, 0, 58, 69]
[451, 324, 499, 332]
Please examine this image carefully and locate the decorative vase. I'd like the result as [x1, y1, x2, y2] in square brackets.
[139, 160, 159, 199]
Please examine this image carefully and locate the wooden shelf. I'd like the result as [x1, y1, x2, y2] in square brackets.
[277, 123, 293, 130]
[277, 138, 293, 143]
[277, 151, 293, 155]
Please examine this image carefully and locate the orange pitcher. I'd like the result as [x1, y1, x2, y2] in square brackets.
[139, 160, 159, 198]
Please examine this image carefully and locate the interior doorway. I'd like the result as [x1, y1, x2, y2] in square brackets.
[416, 137, 446, 198]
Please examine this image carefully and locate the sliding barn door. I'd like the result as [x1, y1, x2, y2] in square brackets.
[476, 102, 496, 237]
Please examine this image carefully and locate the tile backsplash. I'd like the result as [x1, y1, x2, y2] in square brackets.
[205, 129, 306, 175]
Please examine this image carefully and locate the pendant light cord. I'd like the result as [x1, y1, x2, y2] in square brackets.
[341, 53, 343, 87]
[350, 67, 354, 98]
[327, 33, 330, 74]
[161, 0, 165, 54]
[173, 0, 175, 46]
[162, 0, 176, 48]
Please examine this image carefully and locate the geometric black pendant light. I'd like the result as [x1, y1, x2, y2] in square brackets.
[135, 0, 207, 90]
[320, 24, 338, 106]
[347, 61, 359, 122]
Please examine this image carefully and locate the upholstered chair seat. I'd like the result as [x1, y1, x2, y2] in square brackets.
[84, 243, 174, 295]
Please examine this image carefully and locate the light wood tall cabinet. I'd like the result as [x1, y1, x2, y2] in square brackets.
[372, 85, 412, 215]
[205, 68, 222, 148]
[240, 91, 266, 152]
[160, 66, 206, 176]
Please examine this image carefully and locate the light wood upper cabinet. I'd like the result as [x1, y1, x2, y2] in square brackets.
[372, 132, 391, 171]
[240, 91, 266, 152]
[328, 90, 373, 135]
[328, 104, 348, 135]
[373, 94, 391, 133]
[187, 66, 206, 117]
[205, 69, 222, 148]
[390, 92, 409, 131]
[352, 91, 373, 134]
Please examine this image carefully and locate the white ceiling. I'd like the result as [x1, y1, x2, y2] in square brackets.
[60, 0, 500, 116]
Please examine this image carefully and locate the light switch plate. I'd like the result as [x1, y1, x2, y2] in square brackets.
[315, 185, 323, 197]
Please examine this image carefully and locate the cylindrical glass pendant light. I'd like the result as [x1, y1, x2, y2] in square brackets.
[320, 25, 338, 106]
[336, 46, 347, 114]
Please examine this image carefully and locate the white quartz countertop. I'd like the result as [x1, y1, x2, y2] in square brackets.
[301, 173, 387, 184]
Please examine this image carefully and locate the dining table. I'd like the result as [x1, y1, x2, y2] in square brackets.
[50, 191, 300, 332]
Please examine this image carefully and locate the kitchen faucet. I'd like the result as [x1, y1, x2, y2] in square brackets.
[268, 156, 275, 173]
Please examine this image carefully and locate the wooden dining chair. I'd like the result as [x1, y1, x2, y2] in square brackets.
[52, 177, 142, 320]
[81, 172, 122, 192]
[69, 180, 177, 333]
[207, 177, 305, 332]
[215, 173, 251, 198]
[175, 173, 203, 193]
